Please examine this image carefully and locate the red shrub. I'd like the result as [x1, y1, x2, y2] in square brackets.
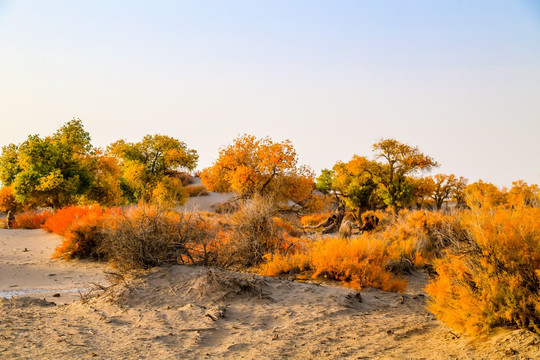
[44, 205, 103, 235]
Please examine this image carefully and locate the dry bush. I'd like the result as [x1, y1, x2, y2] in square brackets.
[272, 216, 303, 238]
[12, 210, 52, 229]
[426, 205, 540, 335]
[363, 209, 463, 271]
[219, 195, 280, 268]
[99, 204, 219, 270]
[185, 184, 209, 197]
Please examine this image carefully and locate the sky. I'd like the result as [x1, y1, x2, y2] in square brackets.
[0, 0, 539, 188]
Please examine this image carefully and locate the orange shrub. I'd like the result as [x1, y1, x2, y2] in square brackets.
[12, 210, 52, 229]
[259, 252, 310, 277]
[300, 212, 331, 227]
[367, 209, 462, 268]
[426, 206, 540, 335]
[44, 205, 103, 235]
[259, 236, 407, 293]
[309, 236, 407, 292]
[53, 206, 108, 260]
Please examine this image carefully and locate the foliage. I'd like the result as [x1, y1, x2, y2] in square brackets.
[1, 119, 94, 208]
[324, 155, 381, 211]
[373, 138, 439, 210]
[300, 212, 332, 227]
[151, 177, 188, 206]
[200, 134, 314, 205]
[372, 209, 463, 268]
[12, 210, 52, 229]
[507, 180, 539, 208]
[259, 236, 407, 292]
[52, 206, 109, 260]
[44, 205, 103, 236]
[426, 205, 540, 334]
[0, 186, 20, 213]
[108, 134, 198, 203]
[82, 150, 125, 206]
[465, 180, 506, 208]
[0, 144, 20, 186]
[430, 174, 468, 210]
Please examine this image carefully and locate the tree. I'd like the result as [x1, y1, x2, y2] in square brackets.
[451, 176, 468, 208]
[200, 134, 314, 204]
[0, 143, 20, 186]
[108, 134, 198, 204]
[507, 180, 539, 208]
[465, 180, 506, 209]
[0, 186, 20, 213]
[373, 139, 439, 210]
[0, 119, 94, 208]
[318, 155, 381, 214]
[411, 176, 435, 209]
[431, 174, 455, 210]
[82, 150, 125, 206]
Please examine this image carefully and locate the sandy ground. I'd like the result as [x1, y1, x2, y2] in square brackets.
[1, 230, 539, 359]
[0, 229, 107, 303]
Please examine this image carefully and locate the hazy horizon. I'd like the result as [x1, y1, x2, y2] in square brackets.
[1, 0, 539, 188]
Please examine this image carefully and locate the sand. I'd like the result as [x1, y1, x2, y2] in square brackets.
[1, 229, 539, 359]
[0, 229, 107, 303]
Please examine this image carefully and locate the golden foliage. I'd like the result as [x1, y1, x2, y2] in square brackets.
[0, 186, 20, 213]
[259, 236, 407, 292]
[200, 134, 314, 204]
[426, 198, 540, 334]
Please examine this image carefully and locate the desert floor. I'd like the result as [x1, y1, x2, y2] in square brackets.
[0, 229, 538, 359]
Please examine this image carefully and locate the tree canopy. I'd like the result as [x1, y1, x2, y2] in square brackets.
[317, 138, 440, 213]
[107, 134, 198, 204]
[200, 134, 314, 204]
[0, 119, 94, 208]
[0, 120, 198, 208]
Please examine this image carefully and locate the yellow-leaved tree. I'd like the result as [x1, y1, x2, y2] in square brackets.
[108, 134, 198, 205]
[200, 134, 314, 205]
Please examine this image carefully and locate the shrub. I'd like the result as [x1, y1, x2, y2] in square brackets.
[272, 216, 303, 238]
[219, 195, 279, 268]
[300, 212, 332, 227]
[53, 207, 108, 260]
[368, 209, 463, 269]
[12, 210, 52, 229]
[259, 252, 310, 277]
[259, 236, 407, 292]
[99, 204, 218, 270]
[185, 184, 209, 197]
[426, 206, 540, 334]
[44, 205, 103, 235]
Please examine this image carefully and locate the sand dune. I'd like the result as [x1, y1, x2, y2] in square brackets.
[0, 229, 538, 359]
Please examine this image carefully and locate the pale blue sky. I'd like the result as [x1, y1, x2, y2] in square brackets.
[1, 0, 539, 187]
